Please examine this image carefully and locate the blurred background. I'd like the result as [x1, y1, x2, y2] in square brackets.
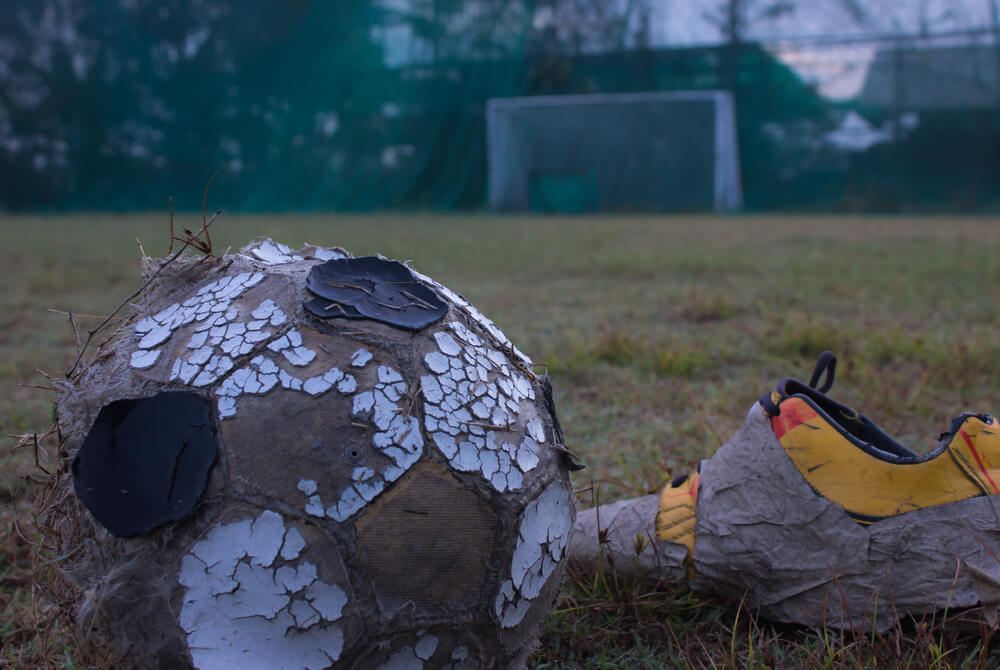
[1, 0, 998, 213]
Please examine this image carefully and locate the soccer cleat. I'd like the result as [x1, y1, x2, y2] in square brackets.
[654, 351, 1000, 556]
[576, 351, 1000, 629]
[761, 351, 1000, 522]
[691, 350, 1000, 629]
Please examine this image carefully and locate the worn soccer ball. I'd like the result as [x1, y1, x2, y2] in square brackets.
[50, 239, 576, 669]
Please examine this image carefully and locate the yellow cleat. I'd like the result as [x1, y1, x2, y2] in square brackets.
[577, 350, 1000, 630]
[687, 350, 1000, 629]
[761, 351, 1000, 522]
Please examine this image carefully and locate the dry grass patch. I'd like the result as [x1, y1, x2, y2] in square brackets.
[4, 213, 1000, 666]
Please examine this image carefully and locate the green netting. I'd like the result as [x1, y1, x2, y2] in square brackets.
[1, 1, 998, 212]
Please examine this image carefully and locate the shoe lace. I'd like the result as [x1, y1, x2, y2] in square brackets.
[808, 350, 836, 393]
[761, 350, 837, 416]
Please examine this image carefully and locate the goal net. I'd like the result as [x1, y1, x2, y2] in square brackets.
[487, 91, 742, 213]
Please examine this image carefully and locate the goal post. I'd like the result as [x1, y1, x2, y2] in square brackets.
[486, 91, 743, 213]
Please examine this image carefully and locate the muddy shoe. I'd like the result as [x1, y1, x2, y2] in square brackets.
[571, 351, 1000, 630]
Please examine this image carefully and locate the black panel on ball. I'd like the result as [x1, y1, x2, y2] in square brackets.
[304, 257, 447, 330]
[72, 391, 218, 537]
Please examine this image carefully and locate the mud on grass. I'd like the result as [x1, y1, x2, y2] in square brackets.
[4, 213, 1000, 667]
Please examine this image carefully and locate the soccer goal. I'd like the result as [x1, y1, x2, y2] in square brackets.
[486, 91, 742, 213]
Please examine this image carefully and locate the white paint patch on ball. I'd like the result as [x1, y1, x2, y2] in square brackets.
[178, 510, 347, 670]
[247, 239, 303, 265]
[129, 271, 267, 393]
[350, 348, 373, 367]
[407, 267, 532, 368]
[495, 481, 574, 628]
[309, 246, 347, 261]
[129, 348, 161, 369]
[293, 356, 424, 522]
[420, 320, 540, 492]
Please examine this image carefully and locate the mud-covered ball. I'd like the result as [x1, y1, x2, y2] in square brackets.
[51, 239, 577, 669]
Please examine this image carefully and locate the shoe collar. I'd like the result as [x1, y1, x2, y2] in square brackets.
[761, 351, 919, 463]
[762, 352, 997, 466]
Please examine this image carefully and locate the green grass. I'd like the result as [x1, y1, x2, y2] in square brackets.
[4, 212, 1000, 667]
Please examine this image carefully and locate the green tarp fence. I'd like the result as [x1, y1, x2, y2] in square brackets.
[1, 1, 998, 212]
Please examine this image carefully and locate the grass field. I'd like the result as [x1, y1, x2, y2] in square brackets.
[4, 213, 1000, 668]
